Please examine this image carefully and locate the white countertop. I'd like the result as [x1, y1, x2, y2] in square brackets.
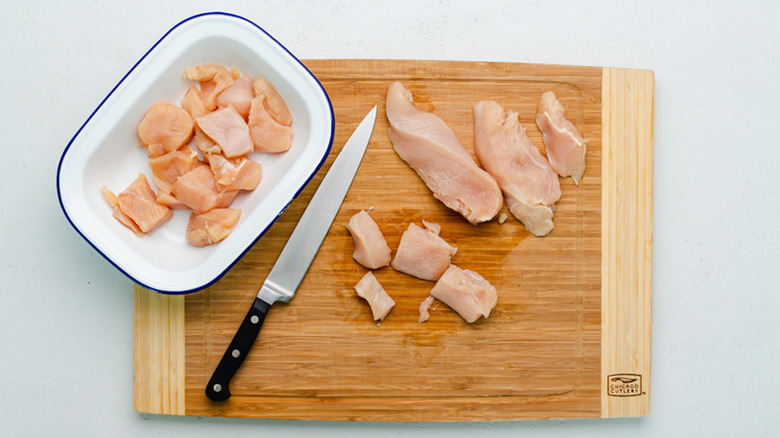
[2, 1, 779, 436]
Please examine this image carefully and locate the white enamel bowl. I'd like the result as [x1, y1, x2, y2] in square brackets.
[57, 13, 334, 293]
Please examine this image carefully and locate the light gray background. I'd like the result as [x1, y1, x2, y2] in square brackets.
[2, 1, 779, 436]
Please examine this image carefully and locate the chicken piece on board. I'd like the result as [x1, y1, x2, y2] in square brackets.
[391, 221, 457, 281]
[346, 210, 392, 270]
[536, 91, 587, 185]
[429, 265, 497, 323]
[354, 272, 395, 321]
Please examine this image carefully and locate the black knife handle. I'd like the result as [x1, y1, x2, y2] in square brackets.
[205, 297, 271, 402]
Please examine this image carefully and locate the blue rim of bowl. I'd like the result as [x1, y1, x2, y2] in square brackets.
[56, 11, 336, 295]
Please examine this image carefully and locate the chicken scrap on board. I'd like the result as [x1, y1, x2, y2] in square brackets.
[473, 100, 561, 237]
[391, 221, 457, 281]
[418, 295, 435, 323]
[346, 210, 392, 270]
[385, 81, 503, 224]
[429, 265, 497, 323]
[536, 91, 587, 185]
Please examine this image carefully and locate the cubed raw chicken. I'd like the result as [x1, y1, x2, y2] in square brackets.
[429, 265, 497, 323]
[391, 221, 457, 281]
[473, 100, 561, 237]
[196, 106, 254, 158]
[386, 81, 503, 224]
[184, 64, 234, 111]
[346, 210, 392, 270]
[172, 165, 238, 214]
[103, 174, 172, 235]
[354, 272, 395, 321]
[185, 208, 241, 247]
[248, 94, 293, 153]
[216, 76, 254, 120]
[536, 91, 587, 185]
[147, 146, 199, 194]
[252, 77, 293, 126]
[204, 154, 262, 192]
[137, 102, 194, 157]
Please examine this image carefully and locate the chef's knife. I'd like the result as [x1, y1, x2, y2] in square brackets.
[205, 106, 377, 402]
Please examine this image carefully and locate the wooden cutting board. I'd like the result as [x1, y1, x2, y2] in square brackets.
[133, 59, 653, 421]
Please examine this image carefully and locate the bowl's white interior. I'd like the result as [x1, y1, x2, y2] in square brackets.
[58, 14, 333, 293]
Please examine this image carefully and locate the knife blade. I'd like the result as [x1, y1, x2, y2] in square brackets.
[205, 106, 378, 402]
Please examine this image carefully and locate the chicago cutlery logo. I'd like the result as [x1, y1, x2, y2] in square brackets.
[607, 374, 643, 397]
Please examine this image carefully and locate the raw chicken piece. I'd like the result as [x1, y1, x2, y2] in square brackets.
[205, 154, 262, 192]
[216, 76, 254, 120]
[137, 102, 194, 157]
[196, 106, 254, 158]
[102, 185, 143, 236]
[111, 174, 173, 234]
[184, 64, 234, 111]
[354, 272, 395, 321]
[180, 87, 221, 154]
[155, 191, 187, 209]
[536, 91, 587, 185]
[172, 165, 238, 214]
[473, 100, 561, 237]
[101, 185, 118, 207]
[429, 265, 497, 323]
[418, 295, 435, 323]
[147, 146, 199, 194]
[193, 126, 221, 155]
[345, 210, 392, 269]
[180, 85, 208, 119]
[185, 208, 241, 247]
[386, 82, 503, 224]
[252, 77, 293, 126]
[248, 95, 293, 153]
[391, 221, 457, 281]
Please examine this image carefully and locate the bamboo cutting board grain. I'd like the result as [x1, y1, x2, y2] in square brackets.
[133, 60, 653, 421]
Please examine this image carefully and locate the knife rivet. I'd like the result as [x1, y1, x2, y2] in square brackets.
[232, 349, 241, 358]
[213, 384, 222, 392]
[250, 315, 259, 324]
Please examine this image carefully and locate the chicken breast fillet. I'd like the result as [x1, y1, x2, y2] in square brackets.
[473, 100, 561, 237]
[386, 82, 503, 224]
